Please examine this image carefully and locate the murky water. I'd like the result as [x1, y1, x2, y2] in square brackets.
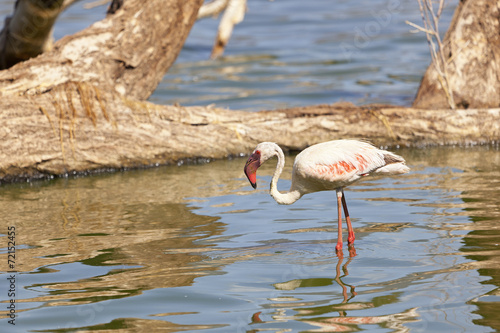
[2, 0, 500, 332]
[1, 146, 500, 332]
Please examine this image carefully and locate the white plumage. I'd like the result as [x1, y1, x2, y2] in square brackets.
[243, 139, 410, 253]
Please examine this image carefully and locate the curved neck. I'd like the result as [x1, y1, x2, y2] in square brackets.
[269, 146, 302, 205]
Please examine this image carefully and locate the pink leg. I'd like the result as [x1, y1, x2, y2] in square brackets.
[341, 190, 355, 245]
[335, 189, 343, 252]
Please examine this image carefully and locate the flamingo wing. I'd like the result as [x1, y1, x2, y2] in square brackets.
[292, 140, 388, 189]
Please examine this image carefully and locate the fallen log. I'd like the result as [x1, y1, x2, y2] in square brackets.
[0, 0, 498, 183]
[1, 92, 499, 182]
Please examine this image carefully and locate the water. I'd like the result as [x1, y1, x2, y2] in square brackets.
[2, 0, 500, 332]
[1, 146, 500, 332]
[0, 0, 455, 109]
[150, 0, 457, 110]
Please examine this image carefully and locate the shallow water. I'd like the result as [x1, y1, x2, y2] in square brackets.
[1, 146, 500, 332]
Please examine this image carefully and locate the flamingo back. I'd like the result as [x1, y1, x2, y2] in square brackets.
[291, 140, 407, 192]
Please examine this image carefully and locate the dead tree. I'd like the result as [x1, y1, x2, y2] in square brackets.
[0, 0, 498, 182]
[413, 0, 500, 109]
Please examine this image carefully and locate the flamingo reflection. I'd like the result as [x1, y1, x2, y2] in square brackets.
[334, 248, 357, 317]
[252, 250, 418, 331]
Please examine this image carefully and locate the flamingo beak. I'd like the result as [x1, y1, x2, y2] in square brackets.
[244, 152, 261, 189]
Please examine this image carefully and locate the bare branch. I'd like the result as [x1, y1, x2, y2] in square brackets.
[210, 0, 246, 59]
[0, 0, 65, 69]
[197, 0, 247, 59]
[405, 20, 436, 35]
[410, 0, 455, 109]
[198, 0, 229, 19]
[83, 0, 110, 10]
[436, 0, 446, 18]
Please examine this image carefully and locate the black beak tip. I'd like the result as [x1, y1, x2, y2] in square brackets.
[251, 182, 257, 189]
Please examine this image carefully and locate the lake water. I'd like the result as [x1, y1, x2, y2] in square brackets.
[1, 0, 500, 332]
[1, 146, 500, 332]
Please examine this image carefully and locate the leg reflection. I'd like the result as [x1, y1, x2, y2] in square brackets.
[334, 245, 357, 317]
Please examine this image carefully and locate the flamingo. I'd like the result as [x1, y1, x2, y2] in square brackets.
[243, 139, 410, 252]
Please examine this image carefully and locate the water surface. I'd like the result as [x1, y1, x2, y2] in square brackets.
[151, 0, 457, 110]
[1, 146, 500, 332]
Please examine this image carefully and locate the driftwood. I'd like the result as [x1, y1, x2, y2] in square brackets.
[413, 0, 500, 109]
[197, 0, 247, 59]
[0, 0, 81, 69]
[1, 96, 499, 182]
[0, 0, 201, 99]
[0, 0, 499, 182]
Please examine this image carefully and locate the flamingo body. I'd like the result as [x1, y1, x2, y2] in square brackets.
[243, 139, 409, 252]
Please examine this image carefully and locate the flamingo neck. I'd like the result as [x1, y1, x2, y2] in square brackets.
[269, 145, 302, 205]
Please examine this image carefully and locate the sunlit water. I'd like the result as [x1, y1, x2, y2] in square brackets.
[1, 147, 500, 332]
[0, 0, 457, 110]
[2, 0, 500, 332]
[150, 0, 457, 110]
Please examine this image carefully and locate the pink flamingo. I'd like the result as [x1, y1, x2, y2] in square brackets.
[243, 140, 410, 252]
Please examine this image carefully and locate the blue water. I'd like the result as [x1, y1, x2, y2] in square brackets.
[1, 147, 499, 332]
[150, 0, 456, 110]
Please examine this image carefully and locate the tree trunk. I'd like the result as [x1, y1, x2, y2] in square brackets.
[0, 0, 498, 182]
[413, 0, 500, 109]
[0, 0, 202, 100]
[0, 0, 62, 69]
[1, 97, 499, 182]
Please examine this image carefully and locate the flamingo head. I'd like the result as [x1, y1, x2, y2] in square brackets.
[244, 142, 280, 189]
[244, 150, 261, 189]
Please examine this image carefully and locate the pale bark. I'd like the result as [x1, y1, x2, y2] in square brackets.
[413, 0, 500, 109]
[197, 0, 247, 59]
[1, 96, 499, 181]
[0, 0, 202, 100]
[0, 0, 498, 182]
